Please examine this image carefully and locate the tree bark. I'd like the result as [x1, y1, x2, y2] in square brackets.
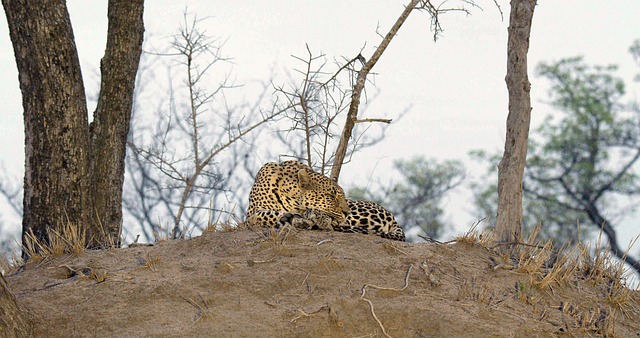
[3, 0, 92, 251]
[2, 0, 145, 251]
[0, 274, 31, 337]
[90, 0, 145, 247]
[495, 0, 536, 246]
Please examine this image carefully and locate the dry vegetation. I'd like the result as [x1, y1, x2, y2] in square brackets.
[4, 223, 640, 337]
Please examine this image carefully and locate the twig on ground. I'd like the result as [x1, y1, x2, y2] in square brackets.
[316, 239, 333, 246]
[301, 272, 310, 286]
[291, 304, 331, 323]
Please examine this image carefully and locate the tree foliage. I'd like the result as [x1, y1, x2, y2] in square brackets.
[350, 156, 464, 240]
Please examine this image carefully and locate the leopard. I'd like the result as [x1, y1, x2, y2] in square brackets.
[338, 199, 406, 241]
[245, 161, 351, 230]
[245, 160, 406, 241]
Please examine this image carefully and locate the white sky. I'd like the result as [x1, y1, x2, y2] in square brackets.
[1, 1, 639, 263]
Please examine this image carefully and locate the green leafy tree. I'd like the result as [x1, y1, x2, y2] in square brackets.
[350, 156, 464, 240]
[472, 54, 640, 275]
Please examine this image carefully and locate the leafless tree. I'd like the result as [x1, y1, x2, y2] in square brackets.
[0, 171, 22, 218]
[127, 14, 285, 240]
[0, 171, 22, 254]
[273, 45, 392, 174]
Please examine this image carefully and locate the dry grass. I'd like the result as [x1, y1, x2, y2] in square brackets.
[458, 276, 498, 305]
[22, 221, 87, 263]
[180, 294, 211, 324]
[451, 219, 495, 247]
[205, 204, 241, 232]
[1, 243, 22, 274]
[577, 243, 638, 319]
[143, 254, 161, 272]
[89, 269, 108, 283]
[461, 222, 639, 335]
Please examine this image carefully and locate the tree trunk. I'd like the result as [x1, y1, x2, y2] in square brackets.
[89, 0, 145, 247]
[2, 0, 145, 251]
[0, 274, 31, 337]
[495, 0, 536, 246]
[3, 0, 92, 251]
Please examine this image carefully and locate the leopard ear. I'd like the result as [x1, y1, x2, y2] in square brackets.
[298, 169, 312, 189]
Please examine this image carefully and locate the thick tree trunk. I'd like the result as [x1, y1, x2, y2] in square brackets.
[3, 0, 92, 251]
[496, 0, 536, 246]
[3, 0, 145, 251]
[0, 274, 31, 337]
[89, 0, 145, 247]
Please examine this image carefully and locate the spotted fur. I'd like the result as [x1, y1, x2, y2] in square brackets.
[245, 161, 405, 241]
[245, 161, 350, 229]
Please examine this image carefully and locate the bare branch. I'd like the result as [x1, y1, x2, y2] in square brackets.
[355, 118, 392, 124]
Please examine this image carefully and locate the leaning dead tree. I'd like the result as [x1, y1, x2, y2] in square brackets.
[495, 0, 536, 246]
[330, 0, 479, 181]
[276, 1, 479, 179]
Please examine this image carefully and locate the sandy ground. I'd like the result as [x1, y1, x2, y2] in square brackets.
[5, 227, 640, 337]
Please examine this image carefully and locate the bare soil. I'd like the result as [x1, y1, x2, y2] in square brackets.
[5, 228, 640, 337]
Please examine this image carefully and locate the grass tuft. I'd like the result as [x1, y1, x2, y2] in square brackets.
[143, 254, 161, 271]
[452, 218, 495, 247]
[456, 221, 639, 334]
[23, 221, 87, 262]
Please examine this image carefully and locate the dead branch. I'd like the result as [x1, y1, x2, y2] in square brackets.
[355, 118, 392, 124]
[330, 0, 480, 180]
[274, 46, 353, 172]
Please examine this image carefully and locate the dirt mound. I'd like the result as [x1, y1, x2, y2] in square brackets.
[5, 228, 640, 337]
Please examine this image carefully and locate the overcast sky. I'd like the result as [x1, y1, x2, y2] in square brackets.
[1, 1, 639, 260]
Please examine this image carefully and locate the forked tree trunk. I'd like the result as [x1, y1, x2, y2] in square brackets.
[2, 0, 144, 250]
[495, 0, 536, 246]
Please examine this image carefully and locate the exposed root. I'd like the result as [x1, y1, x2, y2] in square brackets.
[360, 265, 413, 338]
